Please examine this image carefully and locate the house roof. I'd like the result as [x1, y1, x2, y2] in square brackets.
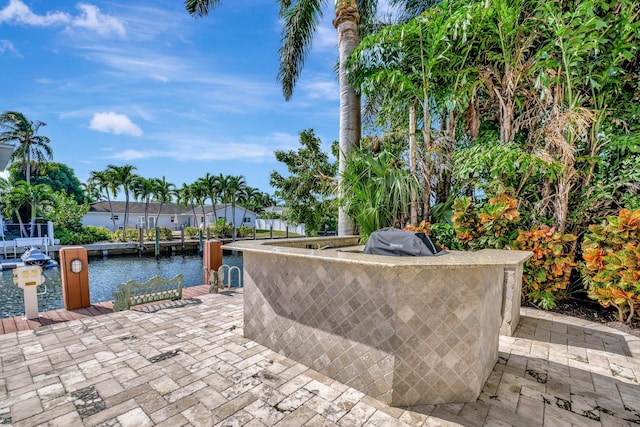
[88, 201, 257, 216]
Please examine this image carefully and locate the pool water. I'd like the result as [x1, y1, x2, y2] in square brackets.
[0, 252, 242, 318]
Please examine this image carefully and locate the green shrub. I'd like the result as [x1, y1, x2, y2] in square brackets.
[582, 208, 640, 323]
[237, 225, 254, 238]
[184, 226, 200, 239]
[515, 225, 577, 310]
[452, 194, 578, 310]
[404, 221, 461, 251]
[145, 227, 173, 241]
[56, 226, 114, 245]
[83, 226, 114, 242]
[112, 228, 142, 242]
[210, 223, 233, 238]
[452, 194, 520, 250]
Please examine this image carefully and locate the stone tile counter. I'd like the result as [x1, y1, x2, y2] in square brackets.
[225, 237, 531, 406]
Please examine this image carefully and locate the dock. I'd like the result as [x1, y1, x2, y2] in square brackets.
[0, 283, 211, 335]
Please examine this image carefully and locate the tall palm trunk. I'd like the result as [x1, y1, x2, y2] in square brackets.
[334, 0, 361, 236]
[106, 193, 117, 231]
[26, 150, 31, 185]
[409, 105, 418, 226]
[123, 193, 130, 241]
[14, 209, 27, 238]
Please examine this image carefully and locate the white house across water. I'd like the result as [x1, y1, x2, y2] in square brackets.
[82, 201, 257, 231]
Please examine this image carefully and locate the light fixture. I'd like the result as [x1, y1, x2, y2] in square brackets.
[70, 259, 83, 273]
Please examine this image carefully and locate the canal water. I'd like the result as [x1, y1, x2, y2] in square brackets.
[0, 252, 243, 318]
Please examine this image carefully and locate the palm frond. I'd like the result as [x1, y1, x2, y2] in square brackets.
[185, 0, 222, 17]
[277, 0, 326, 100]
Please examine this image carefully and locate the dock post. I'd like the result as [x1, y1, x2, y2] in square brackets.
[155, 227, 160, 260]
[198, 230, 204, 254]
[203, 240, 223, 286]
[138, 229, 144, 257]
[181, 226, 185, 255]
[60, 246, 90, 310]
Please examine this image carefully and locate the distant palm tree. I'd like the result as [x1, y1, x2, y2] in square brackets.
[81, 181, 103, 203]
[0, 111, 53, 185]
[152, 176, 175, 227]
[2, 181, 30, 237]
[217, 173, 231, 224]
[132, 176, 156, 230]
[175, 183, 198, 228]
[227, 175, 247, 239]
[88, 170, 118, 231]
[106, 164, 137, 239]
[190, 180, 209, 230]
[199, 173, 220, 225]
[241, 186, 261, 224]
[2, 181, 53, 237]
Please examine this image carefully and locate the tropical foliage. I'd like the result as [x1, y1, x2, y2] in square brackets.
[341, 149, 418, 241]
[0, 111, 52, 185]
[582, 209, 640, 323]
[348, 0, 639, 235]
[515, 225, 577, 310]
[270, 129, 337, 236]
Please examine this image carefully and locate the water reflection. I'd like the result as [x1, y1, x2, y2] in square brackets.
[0, 252, 242, 318]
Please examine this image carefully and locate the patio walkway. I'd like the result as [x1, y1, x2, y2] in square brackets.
[0, 290, 639, 426]
[0, 285, 211, 335]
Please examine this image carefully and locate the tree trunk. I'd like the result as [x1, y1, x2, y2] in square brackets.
[15, 209, 27, 238]
[421, 104, 432, 222]
[409, 105, 418, 226]
[122, 193, 130, 241]
[553, 172, 572, 234]
[26, 148, 31, 185]
[334, 1, 361, 236]
[107, 194, 117, 231]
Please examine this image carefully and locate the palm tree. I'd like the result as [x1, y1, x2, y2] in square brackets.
[186, 1, 368, 235]
[0, 111, 52, 184]
[226, 175, 247, 233]
[132, 176, 156, 230]
[88, 170, 118, 231]
[199, 173, 220, 225]
[2, 181, 53, 237]
[217, 173, 230, 224]
[153, 176, 175, 226]
[191, 180, 208, 229]
[186, 1, 438, 234]
[2, 181, 30, 237]
[175, 183, 199, 228]
[105, 164, 137, 239]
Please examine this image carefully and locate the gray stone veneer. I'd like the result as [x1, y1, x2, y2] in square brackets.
[226, 238, 531, 406]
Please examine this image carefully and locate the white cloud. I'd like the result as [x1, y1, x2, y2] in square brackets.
[0, 0, 68, 26]
[301, 77, 339, 101]
[71, 4, 125, 37]
[0, 0, 125, 37]
[90, 112, 143, 136]
[108, 148, 148, 161]
[314, 24, 336, 51]
[0, 39, 19, 56]
[104, 131, 301, 163]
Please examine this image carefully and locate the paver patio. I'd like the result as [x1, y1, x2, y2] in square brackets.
[0, 289, 639, 426]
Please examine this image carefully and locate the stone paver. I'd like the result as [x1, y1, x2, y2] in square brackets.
[0, 290, 639, 426]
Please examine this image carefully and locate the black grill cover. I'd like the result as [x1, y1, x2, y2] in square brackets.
[363, 228, 446, 257]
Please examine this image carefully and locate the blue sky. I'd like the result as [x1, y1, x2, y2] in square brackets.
[0, 0, 343, 196]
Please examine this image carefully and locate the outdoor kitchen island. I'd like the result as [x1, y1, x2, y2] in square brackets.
[225, 236, 531, 406]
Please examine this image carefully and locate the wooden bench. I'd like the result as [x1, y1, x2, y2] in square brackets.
[112, 274, 183, 312]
